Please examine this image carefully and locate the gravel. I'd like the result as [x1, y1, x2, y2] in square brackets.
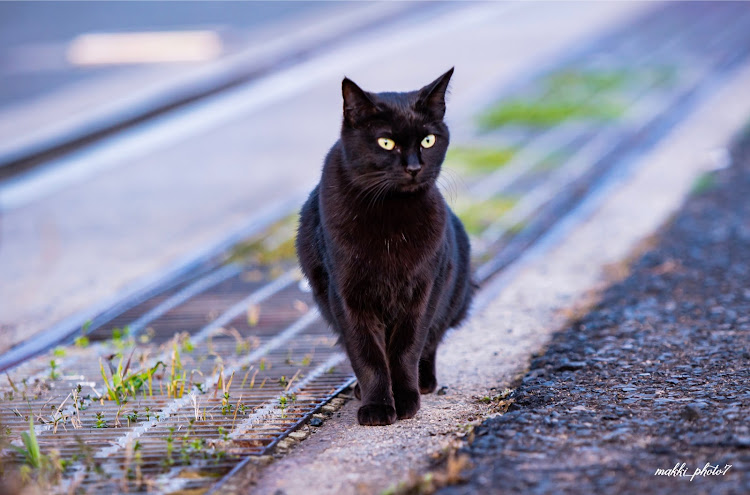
[440, 132, 750, 494]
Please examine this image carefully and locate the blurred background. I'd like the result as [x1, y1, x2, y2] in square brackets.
[3, 1, 746, 360]
[0, 1, 330, 110]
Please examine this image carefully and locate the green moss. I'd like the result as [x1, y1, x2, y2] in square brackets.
[479, 99, 622, 130]
[454, 196, 517, 236]
[532, 150, 569, 172]
[477, 67, 665, 130]
[545, 69, 630, 95]
[166, 488, 210, 495]
[507, 220, 526, 235]
[545, 66, 679, 95]
[226, 215, 298, 266]
[690, 172, 717, 195]
[252, 236, 297, 266]
[445, 147, 515, 175]
[176, 469, 224, 479]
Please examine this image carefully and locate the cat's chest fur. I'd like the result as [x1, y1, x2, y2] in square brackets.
[320, 161, 447, 307]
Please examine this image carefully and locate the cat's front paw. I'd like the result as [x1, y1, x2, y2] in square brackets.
[394, 389, 421, 420]
[357, 404, 397, 426]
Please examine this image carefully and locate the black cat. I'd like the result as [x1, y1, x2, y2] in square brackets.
[296, 68, 474, 426]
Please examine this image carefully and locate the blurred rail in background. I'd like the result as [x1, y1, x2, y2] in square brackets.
[0, 1, 426, 180]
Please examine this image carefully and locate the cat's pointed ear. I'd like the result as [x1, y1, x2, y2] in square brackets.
[416, 67, 454, 120]
[342, 77, 378, 126]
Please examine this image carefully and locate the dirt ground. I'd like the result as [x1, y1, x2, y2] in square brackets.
[440, 133, 750, 494]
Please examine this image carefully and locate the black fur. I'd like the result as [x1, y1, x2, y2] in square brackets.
[296, 69, 474, 426]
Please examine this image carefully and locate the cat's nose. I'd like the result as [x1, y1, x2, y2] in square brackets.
[405, 154, 422, 177]
[406, 163, 422, 177]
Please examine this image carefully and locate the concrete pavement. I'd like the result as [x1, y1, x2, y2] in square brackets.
[441, 96, 750, 495]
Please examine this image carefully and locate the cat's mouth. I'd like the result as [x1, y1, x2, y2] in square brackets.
[398, 177, 431, 193]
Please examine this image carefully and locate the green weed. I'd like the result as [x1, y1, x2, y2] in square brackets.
[111, 326, 132, 348]
[48, 360, 60, 380]
[166, 341, 187, 399]
[99, 354, 165, 405]
[162, 427, 175, 468]
[12, 418, 42, 469]
[94, 412, 107, 429]
[11, 417, 65, 486]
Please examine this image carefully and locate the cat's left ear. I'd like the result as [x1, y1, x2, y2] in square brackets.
[416, 67, 454, 120]
[342, 77, 379, 127]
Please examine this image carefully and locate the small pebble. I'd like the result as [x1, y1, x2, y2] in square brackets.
[288, 430, 309, 441]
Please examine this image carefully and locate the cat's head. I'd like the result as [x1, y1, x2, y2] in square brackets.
[339, 68, 453, 194]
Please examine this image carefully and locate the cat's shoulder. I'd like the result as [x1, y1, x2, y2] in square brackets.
[301, 185, 320, 216]
[322, 139, 344, 165]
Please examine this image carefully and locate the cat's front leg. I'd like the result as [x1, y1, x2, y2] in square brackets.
[388, 285, 431, 420]
[342, 312, 397, 426]
[388, 320, 427, 420]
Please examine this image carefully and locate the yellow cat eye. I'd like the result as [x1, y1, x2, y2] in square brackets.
[377, 137, 395, 150]
[421, 134, 436, 148]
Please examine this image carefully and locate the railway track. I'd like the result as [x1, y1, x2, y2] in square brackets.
[2, 3, 750, 493]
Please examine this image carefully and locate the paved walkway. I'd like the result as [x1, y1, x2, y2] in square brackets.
[440, 107, 750, 495]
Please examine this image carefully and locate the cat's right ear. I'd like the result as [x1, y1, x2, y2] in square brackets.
[416, 67, 454, 120]
[342, 78, 378, 127]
